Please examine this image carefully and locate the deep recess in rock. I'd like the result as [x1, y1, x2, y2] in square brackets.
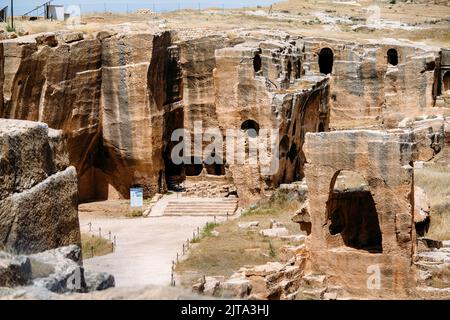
[253, 53, 262, 74]
[204, 160, 225, 176]
[164, 107, 184, 188]
[287, 60, 292, 82]
[443, 70, 450, 92]
[241, 120, 260, 138]
[415, 216, 431, 237]
[295, 60, 301, 79]
[185, 156, 204, 176]
[326, 170, 383, 253]
[279, 136, 290, 159]
[318, 122, 325, 132]
[319, 47, 333, 75]
[387, 48, 399, 66]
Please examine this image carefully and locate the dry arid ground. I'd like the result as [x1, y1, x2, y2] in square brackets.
[2, 0, 449, 46]
[81, 234, 113, 259]
[175, 191, 304, 285]
[79, 200, 153, 219]
[415, 164, 450, 240]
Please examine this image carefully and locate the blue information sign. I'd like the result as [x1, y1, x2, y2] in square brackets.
[130, 187, 144, 207]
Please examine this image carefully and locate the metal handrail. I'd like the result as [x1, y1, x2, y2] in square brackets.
[23, 0, 52, 17]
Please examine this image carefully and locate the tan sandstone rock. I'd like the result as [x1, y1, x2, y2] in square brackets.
[0, 119, 80, 254]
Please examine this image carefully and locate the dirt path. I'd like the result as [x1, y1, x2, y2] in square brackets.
[79, 215, 215, 287]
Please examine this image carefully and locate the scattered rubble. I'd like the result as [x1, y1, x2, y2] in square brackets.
[238, 221, 260, 229]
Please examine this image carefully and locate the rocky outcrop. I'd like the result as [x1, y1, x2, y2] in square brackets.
[298, 128, 450, 299]
[302, 38, 442, 128]
[193, 258, 305, 300]
[0, 29, 447, 207]
[0, 245, 115, 297]
[0, 119, 80, 254]
[0, 252, 31, 287]
[213, 37, 330, 205]
[303, 130, 417, 299]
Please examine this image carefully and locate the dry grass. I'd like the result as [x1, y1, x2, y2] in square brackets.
[175, 190, 303, 282]
[79, 200, 153, 219]
[126, 209, 143, 218]
[415, 164, 450, 240]
[81, 233, 113, 259]
[2, 1, 448, 47]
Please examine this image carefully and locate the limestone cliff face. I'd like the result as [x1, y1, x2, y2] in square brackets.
[179, 35, 231, 131]
[0, 119, 80, 254]
[214, 39, 330, 205]
[0, 30, 445, 204]
[303, 130, 417, 298]
[100, 32, 174, 197]
[0, 31, 181, 200]
[0, 33, 102, 189]
[302, 38, 441, 128]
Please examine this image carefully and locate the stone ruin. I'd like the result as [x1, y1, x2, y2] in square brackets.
[1, 28, 447, 207]
[194, 123, 450, 300]
[302, 130, 419, 298]
[0, 119, 115, 297]
[0, 26, 450, 299]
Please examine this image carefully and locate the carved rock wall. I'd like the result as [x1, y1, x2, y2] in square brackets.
[302, 38, 441, 127]
[0, 119, 80, 254]
[303, 130, 417, 298]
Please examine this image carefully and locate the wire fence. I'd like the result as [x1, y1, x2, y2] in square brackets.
[82, 222, 117, 258]
[170, 215, 226, 287]
[5, 1, 276, 16]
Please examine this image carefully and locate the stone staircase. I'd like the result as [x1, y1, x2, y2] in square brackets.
[414, 240, 450, 298]
[164, 197, 238, 216]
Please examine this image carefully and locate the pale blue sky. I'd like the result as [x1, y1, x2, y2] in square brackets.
[1, 0, 277, 14]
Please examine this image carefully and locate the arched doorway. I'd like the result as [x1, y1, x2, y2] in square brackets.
[319, 48, 333, 75]
[279, 136, 289, 159]
[387, 48, 398, 66]
[185, 156, 203, 176]
[326, 170, 382, 253]
[286, 60, 292, 82]
[318, 122, 325, 132]
[253, 53, 262, 74]
[288, 142, 298, 162]
[205, 155, 225, 176]
[443, 70, 450, 92]
[241, 119, 260, 138]
[295, 60, 302, 79]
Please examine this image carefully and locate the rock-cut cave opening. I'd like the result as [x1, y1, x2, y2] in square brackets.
[387, 48, 399, 66]
[253, 53, 262, 74]
[295, 60, 302, 79]
[318, 122, 325, 132]
[241, 119, 260, 138]
[205, 162, 225, 176]
[279, 135, 290, 159]
[443, 70, 450, 92]
[286, 60, 292, 82]
[185, 156, 204, 176]
[326, 170, 383, 253]
[319, 47, 333, 75]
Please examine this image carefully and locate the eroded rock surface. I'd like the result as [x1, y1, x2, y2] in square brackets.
[0, 119, 80, 254]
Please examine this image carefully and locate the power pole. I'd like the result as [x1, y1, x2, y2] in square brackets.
[10, 0, 14, 30]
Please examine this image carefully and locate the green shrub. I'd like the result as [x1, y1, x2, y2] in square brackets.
[6, 25, 15, 32]
[127, 209, 143, 218]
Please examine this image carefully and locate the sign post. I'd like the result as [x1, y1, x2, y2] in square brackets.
[130, 187, 144, 208]
[10, 0, 13, 30]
